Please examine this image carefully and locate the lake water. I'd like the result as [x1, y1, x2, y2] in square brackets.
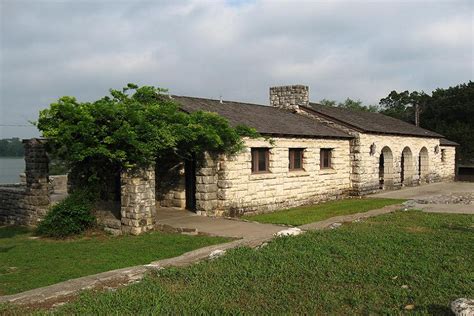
[0, 157, 25, 184]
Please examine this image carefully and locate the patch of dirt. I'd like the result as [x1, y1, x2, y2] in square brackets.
[415, 193, 474, 205]
[404, 226, 432, 233]
[9, 275, 142, 311]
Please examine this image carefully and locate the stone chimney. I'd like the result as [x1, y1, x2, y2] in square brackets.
[270, 85, 309, 112]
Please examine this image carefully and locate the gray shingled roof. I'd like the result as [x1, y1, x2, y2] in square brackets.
[172, 96, 352, 139]
[303, 103, 443, 138]
[440, 138, 459, 146]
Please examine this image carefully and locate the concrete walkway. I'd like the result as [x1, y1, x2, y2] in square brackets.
[370, 182, 474, 214]
[155, 207, 283, 238]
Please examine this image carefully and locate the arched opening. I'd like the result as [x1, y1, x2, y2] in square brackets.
[401, 147, 414, 186]
[379, 146, 394, 189]
[418, 147, 429, 184]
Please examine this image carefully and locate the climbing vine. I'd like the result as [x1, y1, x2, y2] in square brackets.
[37, 84, 260, 195]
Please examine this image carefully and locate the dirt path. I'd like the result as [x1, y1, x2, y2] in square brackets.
[370, 182, 474, 214]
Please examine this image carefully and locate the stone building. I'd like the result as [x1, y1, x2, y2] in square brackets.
[155, 84, 457, 217]
[0, 85, 457, 234]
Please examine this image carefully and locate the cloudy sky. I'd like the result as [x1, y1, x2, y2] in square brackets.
[0, 0, 472, 138]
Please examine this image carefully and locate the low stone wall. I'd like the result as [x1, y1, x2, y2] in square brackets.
[0, 139, 50, 226]
[0, 185, 28, 225]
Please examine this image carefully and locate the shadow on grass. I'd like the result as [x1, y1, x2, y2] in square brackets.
[0, 226, 30, 239]
[426, 304, 452, 316]
[441, 224, 474, 233]
[0, 245, 15, 253]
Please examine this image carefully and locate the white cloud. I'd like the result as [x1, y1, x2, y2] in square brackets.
[0, 0, 472, 138]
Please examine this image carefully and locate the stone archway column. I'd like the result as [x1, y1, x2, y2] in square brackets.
[195, 152, 219, 216]
[23, 138, 50, 225]
[120, 166, 155, 235]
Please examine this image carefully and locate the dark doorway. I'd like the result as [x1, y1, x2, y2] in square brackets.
[401, 154, 405, 184]
[184, 158, 197, 211]
[379, 146, 393, 190]
[379, 153, 384, 189]
[401, 147, 414, 186]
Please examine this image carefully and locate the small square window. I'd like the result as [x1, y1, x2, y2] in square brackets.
[289, 148, 304, 171]
[320, 148, 333, 169]
[441, 149, 446, 162]
[251, 148, 270, 173]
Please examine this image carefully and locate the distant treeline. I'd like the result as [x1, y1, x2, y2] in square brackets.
[0, 138, 24, 157]
[322, 81, 474, 164]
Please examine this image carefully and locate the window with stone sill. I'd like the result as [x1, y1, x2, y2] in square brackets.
[441, 149, 446, 162]
[320, 148, 333, 169]
[251, 148, 270, 173]
[289, 148, 304, 171]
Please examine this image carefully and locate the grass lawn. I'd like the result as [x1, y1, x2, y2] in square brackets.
[0, 227, 229, 295]
[35, 211, 474, 315]
[243, 198, 405, 226]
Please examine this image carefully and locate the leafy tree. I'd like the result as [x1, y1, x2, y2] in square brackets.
[0, 138, 24, 157]
[379, 82, 474, 163]
[338, 98, 378, 112]
[319, 98, 378, 112]
[319, 99, 337, 107]
[37, 84, 260, 197]
[379, 90, 429, 125]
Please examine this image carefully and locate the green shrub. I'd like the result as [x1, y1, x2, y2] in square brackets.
[36, 191, 96, 238]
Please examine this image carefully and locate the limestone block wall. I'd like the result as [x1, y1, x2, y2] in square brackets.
[299, 109, 361, 193]
[120, 166, 155, 235]
[439, 146, 456, 181]
[216, 137, 351, 216]
[353, 134, 445, 194]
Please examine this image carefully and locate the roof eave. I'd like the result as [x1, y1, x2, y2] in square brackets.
[259, 132, 353, 140]
[300, 105, 444, 139]
[300, 106, 366, 133]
